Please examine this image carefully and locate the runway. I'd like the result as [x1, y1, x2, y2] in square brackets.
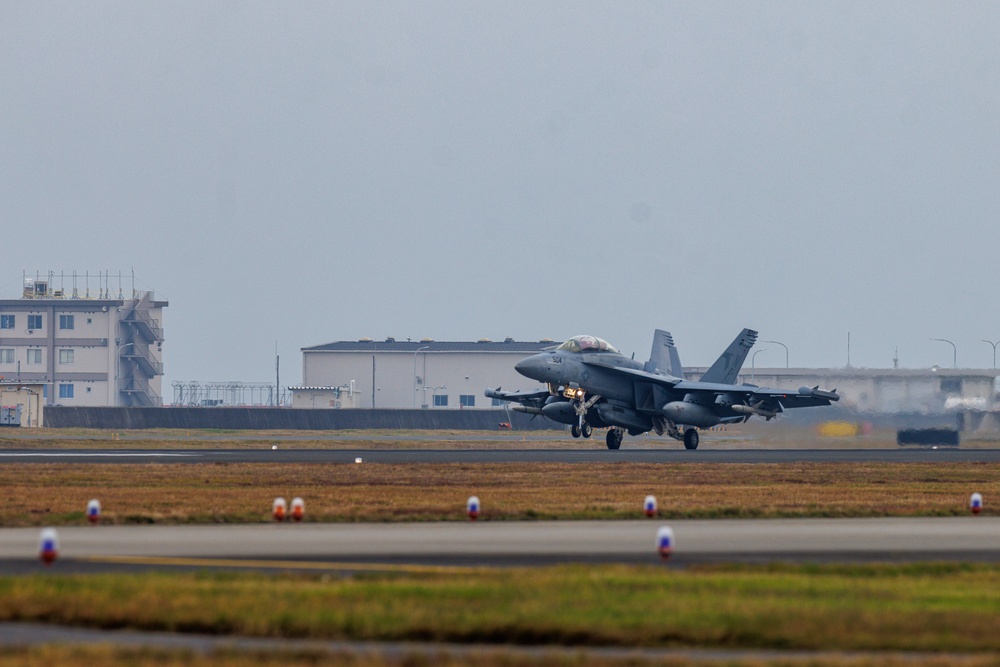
[3, 518, 999, 572]
[2, 447, 1000, 463]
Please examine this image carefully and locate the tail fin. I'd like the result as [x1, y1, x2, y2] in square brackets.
[700, 328, 758, 385]
[645, 329, 684, 377]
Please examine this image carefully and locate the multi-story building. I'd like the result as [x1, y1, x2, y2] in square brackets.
[0, 276, 166, 406]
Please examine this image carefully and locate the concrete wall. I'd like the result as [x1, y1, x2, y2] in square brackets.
[44, 406, 555, 431]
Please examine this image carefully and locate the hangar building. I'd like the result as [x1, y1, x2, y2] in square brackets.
[293, 337, 557, 409]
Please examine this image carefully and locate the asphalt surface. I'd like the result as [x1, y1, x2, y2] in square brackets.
[2, 447, 999, 463]
[2, 518, 999, 573]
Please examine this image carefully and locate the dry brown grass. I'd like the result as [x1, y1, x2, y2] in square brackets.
[1, 461, 995, 526]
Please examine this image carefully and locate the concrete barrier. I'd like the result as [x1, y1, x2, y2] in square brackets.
[43, 407, 555, 431]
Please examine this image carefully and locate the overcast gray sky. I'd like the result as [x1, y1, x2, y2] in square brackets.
[2, 1, 999, 389]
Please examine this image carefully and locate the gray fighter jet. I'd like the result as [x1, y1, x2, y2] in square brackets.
[486, 329, 838, 450]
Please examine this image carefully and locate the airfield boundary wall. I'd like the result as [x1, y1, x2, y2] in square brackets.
[43, 407, 551, 431]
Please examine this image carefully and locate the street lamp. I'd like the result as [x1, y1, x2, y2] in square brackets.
[983, 339, 999, 370]
[763, 340, 788, 368]
[412, 345, 429, 408]
[930, 338, 957, 369]
[750, 348, 767, 383]
[423, 385, 446, 408]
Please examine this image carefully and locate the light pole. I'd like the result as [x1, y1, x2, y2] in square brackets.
[114, 341, 133, 406]
[423, 385, 446, 408]
[930, 338, 957, 369]
[983, 339, 999, 370]
[764, 340, 788, 368]
[412, 346, 429, 408]
[750, 348, 767, 383]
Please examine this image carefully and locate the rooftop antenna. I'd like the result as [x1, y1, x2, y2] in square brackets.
[846, 331, 851, 368]
[117, 271, 123, 299]
[85, 270, 90, 298]
[72, 270, 78, 299]
[893, 346, 899, 369]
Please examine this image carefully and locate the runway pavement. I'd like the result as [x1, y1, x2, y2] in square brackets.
[2, 447, 1000, 463]
[2, 518, 999, 572]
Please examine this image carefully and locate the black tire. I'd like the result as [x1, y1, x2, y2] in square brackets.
[606, 429, 622, 450]
[571, 424, 581, 438]
[683, 428, 699, 450]
[581, 423, 593, 438]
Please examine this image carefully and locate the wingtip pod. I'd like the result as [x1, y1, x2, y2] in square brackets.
[39, 528, 58, 565]
[656, 526, 674, 560]
[971, 492, 983, 515]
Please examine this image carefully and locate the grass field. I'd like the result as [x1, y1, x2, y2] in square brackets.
[0, 461, 995, 526]
[2, 564, 1000, 653]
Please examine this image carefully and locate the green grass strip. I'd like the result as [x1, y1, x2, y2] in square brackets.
[2, 563, 1000, 651]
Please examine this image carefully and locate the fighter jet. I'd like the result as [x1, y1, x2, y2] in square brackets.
[486, 328, 838, 450]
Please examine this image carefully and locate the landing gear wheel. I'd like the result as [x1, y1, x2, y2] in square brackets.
[683, 428, 699, 450]
[571, 424, 581, 438]
[581, 423, 593, 438]
[606, 428, 623, 450]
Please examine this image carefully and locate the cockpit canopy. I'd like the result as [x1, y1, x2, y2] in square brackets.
[556, 335, 620, 354]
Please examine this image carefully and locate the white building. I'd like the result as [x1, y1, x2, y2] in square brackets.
[0, 276, 166, 406]
[296, 337, 557, 409]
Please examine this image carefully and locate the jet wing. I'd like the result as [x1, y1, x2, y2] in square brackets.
[749, 386, 840, 412]
[484, 387, 551, 410]
[579, 354, 683, 386]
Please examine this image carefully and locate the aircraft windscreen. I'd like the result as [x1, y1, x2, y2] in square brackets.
[557, 335, 619, 354]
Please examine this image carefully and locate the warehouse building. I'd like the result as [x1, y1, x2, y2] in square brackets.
[294, 337, 558, 409]
[0, 274, 167, 406]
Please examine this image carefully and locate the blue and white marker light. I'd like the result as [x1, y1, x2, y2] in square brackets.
[971, 492, 983, 515]
[467, 496, 480, 520]
[39, 528, 59, 565]
[656, 526, 674, 560]
[86, 499, 101, 525]
[644, 495, 657, 518]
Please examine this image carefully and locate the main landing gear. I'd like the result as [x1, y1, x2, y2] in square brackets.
[683, 428, 700, 450]
[606, 427, 624, 450]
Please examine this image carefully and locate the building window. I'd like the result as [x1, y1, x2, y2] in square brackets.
[27, 349, 41, 365]
[0, 315, 13, 329]
[43, 385, 48, 399]
[940, 378, 962, 394]
[59, 314, 74, 330]
[460, 394, 476, 407]
[0, 349, 13, 364]
[59, 349, 74, 364]
[59, 384, 74, 399]
[27, 314, 42, 330]
[491, 398, 504, 407]
[433, 394, 448, 407]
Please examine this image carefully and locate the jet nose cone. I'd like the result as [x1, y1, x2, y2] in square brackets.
[515, 354, 545, 380]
